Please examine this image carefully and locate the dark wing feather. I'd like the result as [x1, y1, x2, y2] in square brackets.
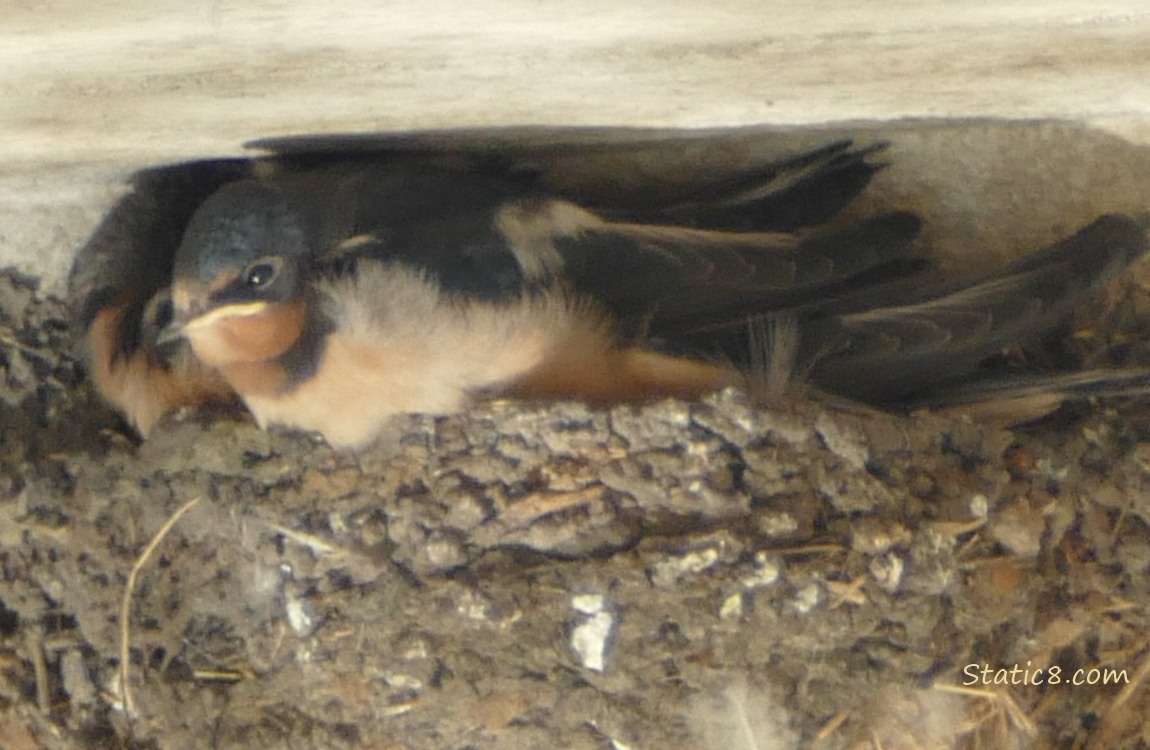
[915, 367, 1150, 418]
[256, 131, 888, 233]
[636, 140, 887, 232]
[554, 212, 922, 333]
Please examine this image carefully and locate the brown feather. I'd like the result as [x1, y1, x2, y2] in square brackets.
[85, 304, 236, 435]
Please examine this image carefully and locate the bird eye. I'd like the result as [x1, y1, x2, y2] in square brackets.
[244, 262, 278, 288]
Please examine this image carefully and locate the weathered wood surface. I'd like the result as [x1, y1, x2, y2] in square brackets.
[2, 1, 1150, 289]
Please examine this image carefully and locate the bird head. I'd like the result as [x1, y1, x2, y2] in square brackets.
[160, 181, 313, 367]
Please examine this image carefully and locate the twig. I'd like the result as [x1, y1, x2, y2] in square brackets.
[1110, 644, 1150, 711]
[119, 496, 202, 717]
[24, 630, 50, 713]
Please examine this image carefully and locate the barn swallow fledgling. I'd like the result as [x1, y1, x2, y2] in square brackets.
[70, 160, 250, 435]
[156, 151, 924, 448]
[72, 139, 1150, 449]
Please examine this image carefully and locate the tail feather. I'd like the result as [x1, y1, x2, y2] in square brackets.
[807, 214, 1150, 404]
[921, 367, 1150, 424]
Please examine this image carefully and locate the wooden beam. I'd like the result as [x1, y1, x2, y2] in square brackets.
[3, 1, 1150, 288]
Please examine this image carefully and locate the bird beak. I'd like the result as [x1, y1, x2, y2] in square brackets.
[156, 317, 187, 346]
[157, 299, 272, 345]
[157, 281, 205, 345]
